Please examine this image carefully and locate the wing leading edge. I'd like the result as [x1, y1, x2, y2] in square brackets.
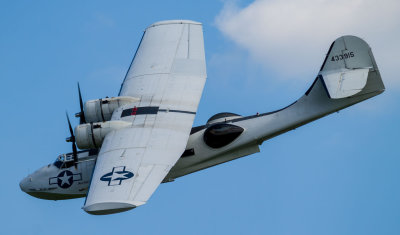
[83, 20, 206, 215]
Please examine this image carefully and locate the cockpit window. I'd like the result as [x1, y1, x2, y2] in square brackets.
[53, 154, 75, 169]
[53, 158, 63, 168]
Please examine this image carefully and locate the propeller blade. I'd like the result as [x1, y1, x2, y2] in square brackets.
[78, 82, 86, 124]
[66, 112, 74, 140]
[72, 142, 78, 168]
[66, 112, 78, 168]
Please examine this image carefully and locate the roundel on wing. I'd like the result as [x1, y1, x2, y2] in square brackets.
[100, 166, 134, 186]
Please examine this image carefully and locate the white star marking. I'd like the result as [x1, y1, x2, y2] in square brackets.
[59, 171, 72, 187]
[110, 171, 127, 182]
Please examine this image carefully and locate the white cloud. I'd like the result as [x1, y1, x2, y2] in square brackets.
[215, 0, 400, 87]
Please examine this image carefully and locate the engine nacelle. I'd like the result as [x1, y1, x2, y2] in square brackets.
[84, 96, 139, 123]
[75, 120, 131, 149]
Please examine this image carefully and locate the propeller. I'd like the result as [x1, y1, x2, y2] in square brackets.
[66, 112, 78, 168]
[75, 82, 86, 124]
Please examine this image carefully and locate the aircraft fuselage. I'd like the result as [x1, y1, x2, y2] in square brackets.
[19, 74, 383, 200]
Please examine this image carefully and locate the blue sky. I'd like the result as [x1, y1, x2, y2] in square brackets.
[1, 1, 399, 234]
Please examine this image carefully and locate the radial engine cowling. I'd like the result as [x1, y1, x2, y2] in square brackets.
[75, 120, 131, 149]
[84, 96, 139, 123]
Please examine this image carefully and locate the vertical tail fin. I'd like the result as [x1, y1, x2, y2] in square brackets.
[318, 36, 384, 99]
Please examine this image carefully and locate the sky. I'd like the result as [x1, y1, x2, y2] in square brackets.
[1, 1, 399, 234]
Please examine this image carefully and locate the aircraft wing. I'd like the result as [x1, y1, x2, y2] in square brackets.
[83, 20, 206, 215]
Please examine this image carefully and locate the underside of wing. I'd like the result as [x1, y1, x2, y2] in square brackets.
[83, 126, 190, 215]
[119, 20, 206, 113]
[83, 20, 207, 215]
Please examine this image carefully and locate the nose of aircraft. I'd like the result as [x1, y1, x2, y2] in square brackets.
[19, 176, 31, 193]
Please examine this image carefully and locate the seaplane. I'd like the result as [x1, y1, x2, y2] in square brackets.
[19, 20, 385, 215]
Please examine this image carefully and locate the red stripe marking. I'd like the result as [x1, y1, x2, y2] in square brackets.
[131, 106, 137, 115]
